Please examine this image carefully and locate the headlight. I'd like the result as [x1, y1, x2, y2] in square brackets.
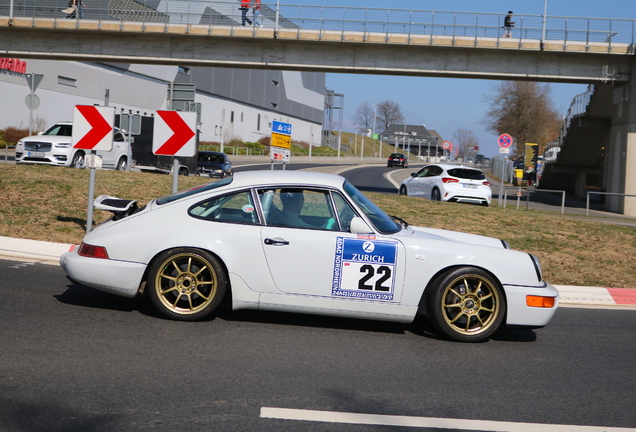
[17, 140, 24, 148]
[529, 254, 543, 282]
[55, 142, 72, 148]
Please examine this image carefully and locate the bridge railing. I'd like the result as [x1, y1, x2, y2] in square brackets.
[1, 0, 634, 50]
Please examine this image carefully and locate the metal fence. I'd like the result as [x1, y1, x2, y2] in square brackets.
[1, 0, 635, 49]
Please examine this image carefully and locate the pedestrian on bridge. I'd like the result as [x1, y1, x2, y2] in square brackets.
[503, 11, 515, 38]
[240, 0, 253, 26]
[253, 0, 263, 27]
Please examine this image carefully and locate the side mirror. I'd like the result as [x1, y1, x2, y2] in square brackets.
[349, 217, 373, 235]
[410, 173, 416, 177]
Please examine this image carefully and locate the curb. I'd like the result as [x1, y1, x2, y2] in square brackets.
[1, 236, 635, 308]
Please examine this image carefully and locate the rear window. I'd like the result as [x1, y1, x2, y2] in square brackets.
[389, 153, 404, 158]
[156, 177, 233, 205]
[447, 168, 486, 180]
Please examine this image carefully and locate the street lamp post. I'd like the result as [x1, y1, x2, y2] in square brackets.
[372, 104, 378, 158]
[541, 0, 548, 45]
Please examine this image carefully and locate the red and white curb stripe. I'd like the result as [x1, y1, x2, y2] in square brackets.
[555, 285, 636, 307]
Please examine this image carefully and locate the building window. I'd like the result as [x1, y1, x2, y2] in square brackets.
[58, 76, 76, 87]
[271, 103, 278, 109]
[178, 66, 191, 75]
[241, 112, 244, 122]
[257, 114, 261, 131]
[272, 80, 279, 87]
[230, 111, 234, 123]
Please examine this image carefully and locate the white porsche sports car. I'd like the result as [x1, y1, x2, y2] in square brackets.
[60, 171, 558, 342]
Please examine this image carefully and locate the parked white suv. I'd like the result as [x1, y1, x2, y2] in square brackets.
[15, 121, 130, 170]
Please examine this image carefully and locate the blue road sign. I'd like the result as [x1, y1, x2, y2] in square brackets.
[272, 121, 292, 136]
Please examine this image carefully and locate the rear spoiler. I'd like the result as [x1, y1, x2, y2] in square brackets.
[94, 194, 138, 221]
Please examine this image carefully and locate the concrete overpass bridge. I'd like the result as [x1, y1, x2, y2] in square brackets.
[1, 0, 635, 215]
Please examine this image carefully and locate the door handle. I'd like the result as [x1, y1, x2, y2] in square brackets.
[264, 237, 289, 246]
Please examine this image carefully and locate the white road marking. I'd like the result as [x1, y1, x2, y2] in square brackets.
[260, 407, 636, 431]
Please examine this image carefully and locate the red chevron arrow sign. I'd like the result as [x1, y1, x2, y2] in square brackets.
[72, 105, 115, 151]
[153, 111, 197, 157]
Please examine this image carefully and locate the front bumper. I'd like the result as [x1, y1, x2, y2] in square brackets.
[503, 283, 559, 327]
[60, 249, 147, 298]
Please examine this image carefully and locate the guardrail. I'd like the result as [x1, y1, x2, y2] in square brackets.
[501, 187, 566, 214]
[1, 0, 635, 52]
[586, 192, 636, 216]
[1, 145, 15, 163]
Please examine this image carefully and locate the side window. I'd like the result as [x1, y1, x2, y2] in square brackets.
[332, 192, 357, 232]
[114, 131, 125, 142]
[258, 188, 338, 230]
[415, 167, 429, 178]
[189, 191, 259, 225]
[427, 166, 443, 177]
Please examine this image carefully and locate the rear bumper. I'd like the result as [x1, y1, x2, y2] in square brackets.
[60, 249, 146, 298]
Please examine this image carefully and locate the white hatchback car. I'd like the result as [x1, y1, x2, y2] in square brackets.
[60, 170, 557, 342]
[16, 121, 130, 170]
[399, 164, 492, 206]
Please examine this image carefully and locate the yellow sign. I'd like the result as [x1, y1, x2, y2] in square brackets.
[271, 132, 291, 149]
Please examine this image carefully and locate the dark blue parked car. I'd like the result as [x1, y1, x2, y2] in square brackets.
[197, 151, 232, 178]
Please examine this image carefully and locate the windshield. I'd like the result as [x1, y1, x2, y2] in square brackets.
[198, 153, 225, 164]
[43, 124, 72, 136]
[343, 181, 400, 234]
[156, 177, 233, 205]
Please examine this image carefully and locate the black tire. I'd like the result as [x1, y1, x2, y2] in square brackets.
[426, 267, 506, 342]
[431, 188, 441, 201]
[147, 248, 227, 321]
[116, 157, 127, 171]
[399, 185, 408, 196]
[179, 167, 189, 176]
[71, 152, 85, 169]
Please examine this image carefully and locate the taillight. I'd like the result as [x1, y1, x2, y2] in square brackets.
[483, 181, 491, 187]
[78, 242, 109, 259]
[442, 177, 459, 183]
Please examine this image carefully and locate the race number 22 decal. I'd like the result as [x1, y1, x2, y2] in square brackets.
[332, 237, 398, 300]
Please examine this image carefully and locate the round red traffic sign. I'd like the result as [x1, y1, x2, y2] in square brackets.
[442, 140, 452, 150]
[498, 134, 513, 148]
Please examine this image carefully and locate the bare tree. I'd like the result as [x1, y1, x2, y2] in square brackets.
[482, 81, 560, 156]
[453, 129, 479, 161]
[353, 102, 375, 134]
[375, 100, 405, 132]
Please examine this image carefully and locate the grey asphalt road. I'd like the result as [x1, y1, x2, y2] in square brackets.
[1, 258, 635, 431]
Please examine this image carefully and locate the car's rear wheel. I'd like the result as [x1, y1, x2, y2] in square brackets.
[147, 248, 227, 321]
[399, 185, 408, 196]
[71, 152, 85, 169]
[431, 188, 441, 201]
[426, 267, 506, 342]
[116, 157, 127, 171]
[179, 167, 189, 176]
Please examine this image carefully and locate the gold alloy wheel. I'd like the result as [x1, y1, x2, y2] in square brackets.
[440, 274, 501, 336]
[154, 252, 219, 315]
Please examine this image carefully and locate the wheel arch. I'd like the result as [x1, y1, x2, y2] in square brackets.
[416, 264, 508, 321]
[140, 246, 232, 304]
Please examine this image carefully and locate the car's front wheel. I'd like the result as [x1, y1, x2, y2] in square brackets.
[71, 152, 85, 169]
[147, 248, 227, 321]
[399, 185, 408, 196]
[426, 267, 506, 342]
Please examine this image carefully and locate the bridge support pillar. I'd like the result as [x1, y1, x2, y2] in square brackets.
[607, 58, 636, 216]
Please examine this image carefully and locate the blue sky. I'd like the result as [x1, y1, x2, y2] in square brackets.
[285, 0, 634, 157]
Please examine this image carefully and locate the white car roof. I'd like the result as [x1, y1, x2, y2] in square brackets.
[228, 170, 346, 190]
